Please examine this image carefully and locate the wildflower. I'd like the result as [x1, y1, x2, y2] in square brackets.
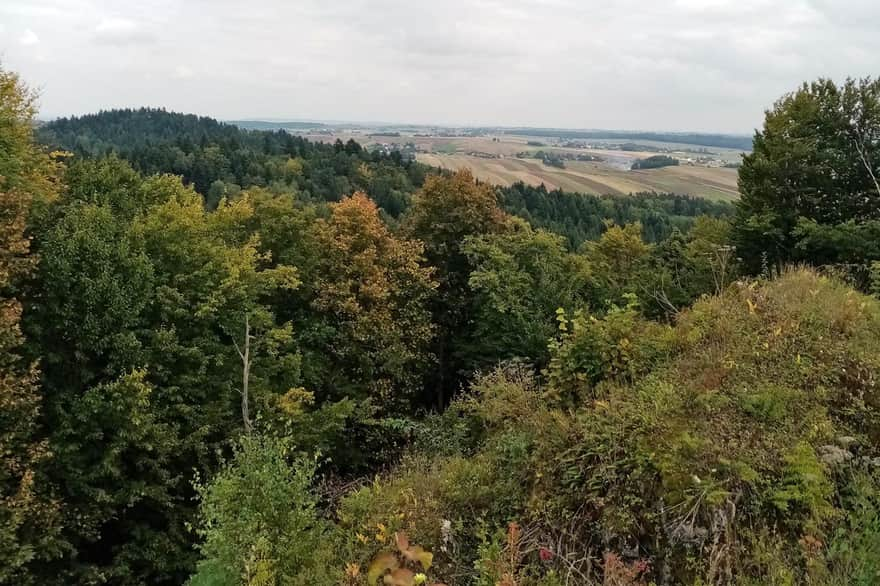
[440, 519, 452, 552]
[414, 573, 427, 585]
[539, 547, 554, 561]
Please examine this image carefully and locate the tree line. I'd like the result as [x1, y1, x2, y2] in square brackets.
[631, 154, 679, 170]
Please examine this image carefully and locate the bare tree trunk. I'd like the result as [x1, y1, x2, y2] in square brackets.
[854, 138, 880, 198]
[710, 245, 735, 295]
[233, 313, 253, 435]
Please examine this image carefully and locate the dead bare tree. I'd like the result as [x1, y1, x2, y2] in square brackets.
[853, 132, 880, 198]
[651, 286, 681, 318]
[845, 94, 880, 199]
[232, 313, 253, 435]
[709, 245, 736, 295]
[706, 495, 739, 586]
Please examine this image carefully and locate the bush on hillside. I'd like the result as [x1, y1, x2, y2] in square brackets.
[337, 270, 880, 585]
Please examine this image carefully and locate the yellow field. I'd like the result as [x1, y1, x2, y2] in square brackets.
[416, 153, 740, 201]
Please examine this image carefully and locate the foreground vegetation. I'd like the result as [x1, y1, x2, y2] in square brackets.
[3, 66, 880, 585]
[327, 268, 880, 585]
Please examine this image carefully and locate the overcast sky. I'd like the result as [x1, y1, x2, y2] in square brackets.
[1, 0, 878, 133]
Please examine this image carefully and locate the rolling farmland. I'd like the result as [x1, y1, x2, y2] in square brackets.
[299, 131, 744, 201]
[416, 153, 740, 201]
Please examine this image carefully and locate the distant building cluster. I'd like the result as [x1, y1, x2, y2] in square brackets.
[370, 141, 417, 161]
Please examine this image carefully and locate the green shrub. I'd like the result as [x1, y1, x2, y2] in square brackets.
[189, 435, 338, 586]
[545, 299, 677, 406]
[823, 470, 880, 585]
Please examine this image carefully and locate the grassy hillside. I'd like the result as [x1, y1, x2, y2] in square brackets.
[336, 269, 880, 584]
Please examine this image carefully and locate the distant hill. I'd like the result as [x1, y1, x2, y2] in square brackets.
[40, 108, 241, 153]
[227, 120, 328, 131]
[38, 108, 426, 214]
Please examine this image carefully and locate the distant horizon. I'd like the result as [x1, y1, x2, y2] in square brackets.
[226, 117, 757, 137]
[37, 109, 755, 138]
[6, 0, 877, 136]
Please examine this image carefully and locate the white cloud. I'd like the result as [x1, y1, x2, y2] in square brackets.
[3, 0, 879, 133]
[20, 28, 40, 46]
[93, 17, 154, 45]
[96, 17, 136, 34]
[173, 65, 193, 79]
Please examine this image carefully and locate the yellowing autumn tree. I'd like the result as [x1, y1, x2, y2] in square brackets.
[0, 66, 61, 584]
[404, 170, 508, 286]
[403, 170, 510, 404]
[311, 192, 436, 410]
[583, 221, 651, 305]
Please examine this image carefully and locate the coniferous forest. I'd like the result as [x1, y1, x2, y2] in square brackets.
[4, 66, 880, 585]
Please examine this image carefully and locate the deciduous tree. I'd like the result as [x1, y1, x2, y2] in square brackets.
[310, 192, 436, 409]
[462, 219, 592, 370]
[403, 170, 509, 404]
[0, 65, 61, 584]
[734, 77, 880, 272]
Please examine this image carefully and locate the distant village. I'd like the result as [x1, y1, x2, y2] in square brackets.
[369, 140, 418, 161]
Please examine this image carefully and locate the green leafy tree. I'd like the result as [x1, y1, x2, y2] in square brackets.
[61, 155, 149, 218]
[27, 168, 300, 583]
[27, 171, 182, 584]
[734, 77, 880, 272]
[135, 185, 300, 439]
[582, 221, 651, 308]
[685, 216, 736, 295]
[638, 227, 695, 317]
[36, 202, 155, 387]
[403, 170, 509, 404]
[50, 371, 178, 584]
[462, 219, 592, 370]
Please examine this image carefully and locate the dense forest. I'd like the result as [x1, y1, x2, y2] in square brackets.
[498, 183, 731, 248]
[4, 66, 880, 586]
[37, 109, 426, 215]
